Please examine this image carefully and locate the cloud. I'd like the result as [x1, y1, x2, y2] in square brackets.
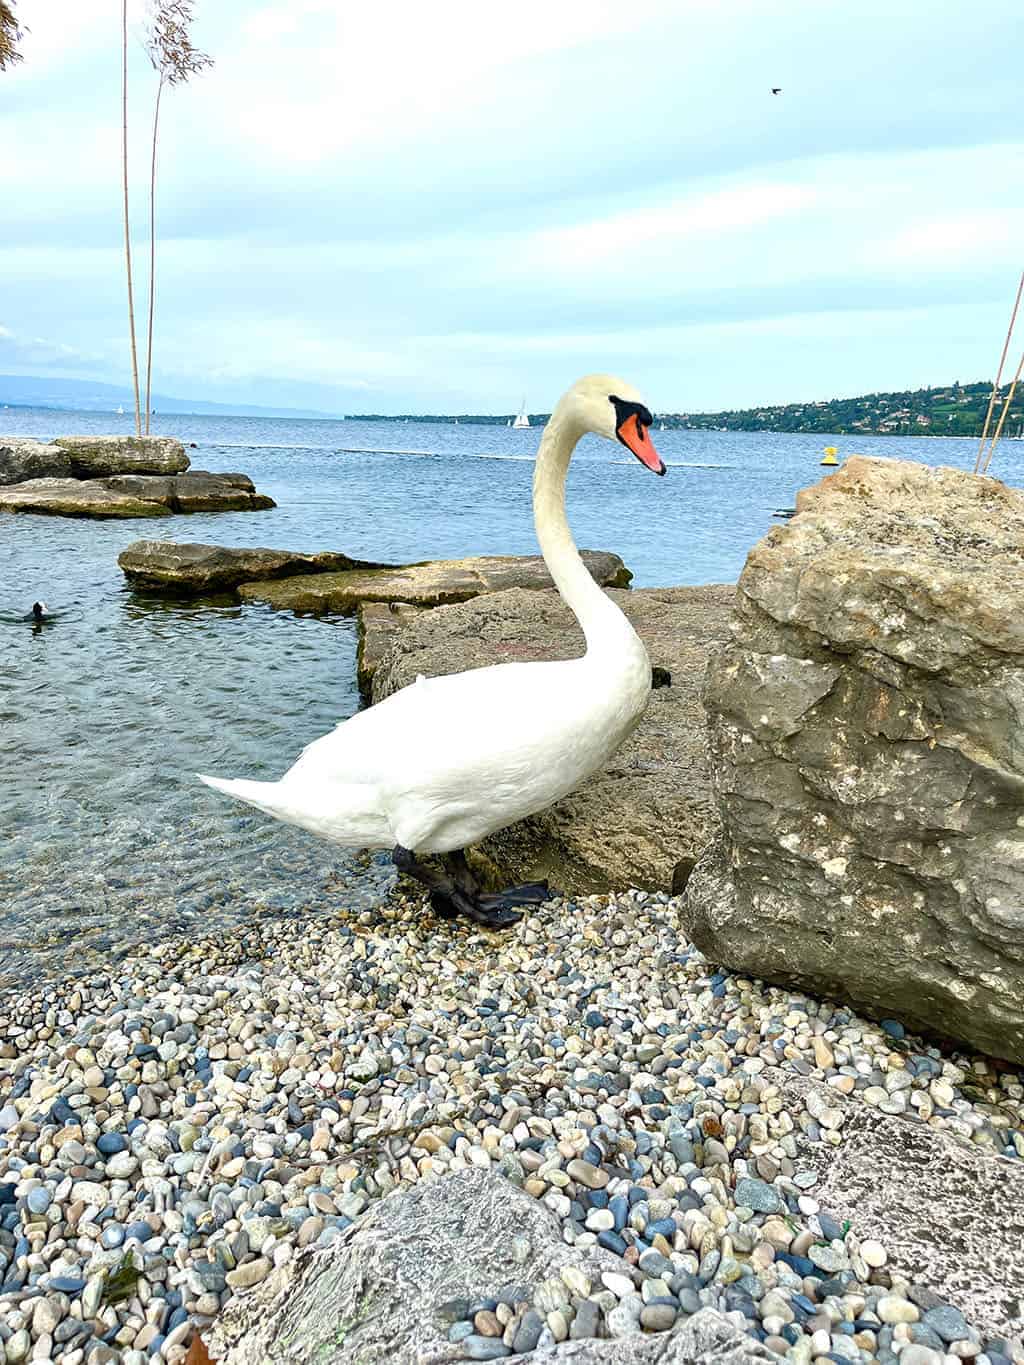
[1, 0, 1022, 411]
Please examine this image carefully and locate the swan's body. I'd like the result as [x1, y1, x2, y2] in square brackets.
[200, 374, 665, 923]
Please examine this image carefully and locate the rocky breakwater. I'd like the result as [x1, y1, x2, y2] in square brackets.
[368, 584, 735, 894]
[684, 455, 1024, 1064]
[0, 436, 274, 518]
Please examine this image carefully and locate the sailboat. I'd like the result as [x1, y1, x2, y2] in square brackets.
[513, 398, 530, 430]
[116, 405, 124, 415]
[659, 421, 666, 431]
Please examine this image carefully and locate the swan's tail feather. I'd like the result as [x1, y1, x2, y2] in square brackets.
[197, 773, 285, 818]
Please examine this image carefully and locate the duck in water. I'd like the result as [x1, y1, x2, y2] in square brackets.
[26, 601, 54, 624]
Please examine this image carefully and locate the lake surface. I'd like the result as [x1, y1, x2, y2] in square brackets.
[0, 407, 1012, 988]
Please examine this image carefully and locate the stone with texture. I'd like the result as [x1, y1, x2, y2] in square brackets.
[206, 1169, 775, 1364]
[53, 434, 190, 476]
[0, 437, 72, 484]
[117, 539, 387, 594]
[371, 584, 734, 894]
[773, 1067, 1024, 1338]
[0, 476, 172, 519]
[240, 549, 632, 615]
[685, 456, 1024, 1063]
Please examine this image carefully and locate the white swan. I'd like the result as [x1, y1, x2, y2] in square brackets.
[199, 374, 665, 927]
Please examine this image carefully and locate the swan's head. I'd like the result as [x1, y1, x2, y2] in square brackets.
[563, 374, 665, 475]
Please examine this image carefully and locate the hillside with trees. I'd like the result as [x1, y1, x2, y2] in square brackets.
[667, 381, 1022, 437]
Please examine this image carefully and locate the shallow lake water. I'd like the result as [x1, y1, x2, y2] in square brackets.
[0, 407, 1012, 989]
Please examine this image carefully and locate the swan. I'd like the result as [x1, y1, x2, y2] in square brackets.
[199, 374, 665, 928]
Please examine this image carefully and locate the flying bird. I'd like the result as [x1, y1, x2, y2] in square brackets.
[771, 87, 782, 95]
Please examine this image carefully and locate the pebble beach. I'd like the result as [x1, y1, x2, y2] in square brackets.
[2, 885, 1021, 1365]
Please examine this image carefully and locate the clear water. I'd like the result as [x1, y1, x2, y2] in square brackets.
[0, 407, 1013, 988]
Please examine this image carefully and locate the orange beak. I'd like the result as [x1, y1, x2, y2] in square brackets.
[617, 412, 666, 475]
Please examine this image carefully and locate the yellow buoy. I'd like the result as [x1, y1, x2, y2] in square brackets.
[820, 445, 839, 467]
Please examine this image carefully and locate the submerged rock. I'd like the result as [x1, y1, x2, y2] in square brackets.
[370, 583, 734, 893]
[118, 539, 390, 593]
[206, 1169, 773, 1364]
[686, 455, 1024, 1064]
[0, 437, 71, 485]
[238, 550, 632, 615]
[53, 433, 190, 476]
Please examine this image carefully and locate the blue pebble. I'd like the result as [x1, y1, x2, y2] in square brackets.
[101, 1224, 125, 1249]
[880, 1018, 906, 1040]
[15, 1236, 30, 1258]
[817, 1213, 844, 1241]
[596, 1229, 628, 1256]
[167, 1307, 189, 1332]
[647, 1218, 677, 1239]
[0, 1182, 16, 1207]
[837, 1322, 856, 1335]
[449, 1321, 475, 1342]
[49, 1276, 87, 1293]
[97, 1133, 127, 1156]
[587, 1189, 608, 1210]
[26, 1187, 51, 1215]
[792, 1293, 816, 1315]
[609, 1195, 629, 1232]
[778, 1253, 818, 1278]
[147, 1336, 166, 1357]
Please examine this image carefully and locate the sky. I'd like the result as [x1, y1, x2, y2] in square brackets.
[1, 0, 1022, 415]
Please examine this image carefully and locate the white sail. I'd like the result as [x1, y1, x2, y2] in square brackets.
[513, 397, 530, 429]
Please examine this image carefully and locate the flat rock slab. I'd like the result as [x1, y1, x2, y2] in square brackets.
[0, 473, 275, 519]
[207, 1168, 773, 1365]
[0, 477, 172, 518]
[118, 539, 394, 593]
[369, 583, 735, 894]
[53, 433, 190, 475]
[0, 438, 72, 485]
[769, 1068, 1024, 1337]
[237, 550, 632, 615]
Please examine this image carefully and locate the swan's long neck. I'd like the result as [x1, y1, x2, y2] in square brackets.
[533, 408, 642, 658]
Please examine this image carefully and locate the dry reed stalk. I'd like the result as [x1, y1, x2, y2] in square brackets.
[980, 346, 1024, 475]
[975, 271, 1024, 474]
[0, 0, 21, 70]
[122, 0, 143, 436]
[142, 2, 213, 434]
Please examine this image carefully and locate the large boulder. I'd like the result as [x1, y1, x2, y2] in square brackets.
[0, 477, 172, 518]
[684, 456, 1024, 1064]
[237, 550, 631, 615]
[118, 539, 390, 593]
[53, 433, 190, 476]
[206, 1169, 773, 1365]
[370, 584, 734, 894]
[0, 437, 71, 485]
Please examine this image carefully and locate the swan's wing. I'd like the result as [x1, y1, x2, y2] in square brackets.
[283, 657, 589, 790]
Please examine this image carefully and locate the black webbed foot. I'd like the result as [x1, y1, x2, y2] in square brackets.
[477, 880, 551, 909]
[429, 890, 522, 929]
